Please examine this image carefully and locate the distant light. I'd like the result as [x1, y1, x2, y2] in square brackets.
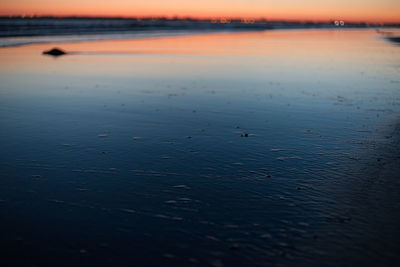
[334, 20, 345, 27]
[220, 18, 231, 24]
[241, 18, 255, 24]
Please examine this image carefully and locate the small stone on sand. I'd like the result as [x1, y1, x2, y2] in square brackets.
[43, 48, 67, 56]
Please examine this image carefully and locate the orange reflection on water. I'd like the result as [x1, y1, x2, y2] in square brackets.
[0, 29, 398, 78]
[36, 29, 393, 60]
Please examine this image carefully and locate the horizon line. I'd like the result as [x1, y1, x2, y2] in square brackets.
[1, 15, 400, 25]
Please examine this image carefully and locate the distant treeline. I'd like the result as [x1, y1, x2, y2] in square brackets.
[1, 16, 399, 27]
[1, 16, 399, 39]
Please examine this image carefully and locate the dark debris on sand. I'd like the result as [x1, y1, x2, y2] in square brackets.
[386, 37, 400, 45]
[42, 48, 67, 56]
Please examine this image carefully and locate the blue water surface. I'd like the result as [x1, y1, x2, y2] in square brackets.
[0, 29, 400, 266]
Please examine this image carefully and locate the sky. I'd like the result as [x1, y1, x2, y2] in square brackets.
[1, 0, 400, 23]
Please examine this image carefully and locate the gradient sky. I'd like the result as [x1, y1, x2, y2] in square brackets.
[1, 0, 399, 22]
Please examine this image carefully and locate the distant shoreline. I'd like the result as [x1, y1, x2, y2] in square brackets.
[1, 17, 399, 38]
[1, 16, 399, 25]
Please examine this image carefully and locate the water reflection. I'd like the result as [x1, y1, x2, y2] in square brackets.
[0, 29, 399, 266]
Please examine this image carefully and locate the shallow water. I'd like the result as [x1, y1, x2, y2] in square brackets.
[0, 29, 400, 266]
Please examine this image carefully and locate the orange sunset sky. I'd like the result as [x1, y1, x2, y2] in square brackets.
[1, 0, 400, 23]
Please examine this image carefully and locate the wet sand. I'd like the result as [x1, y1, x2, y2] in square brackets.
[0, 29, 400, 266]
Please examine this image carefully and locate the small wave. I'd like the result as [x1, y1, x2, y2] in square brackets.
[0, 30, 212, 48]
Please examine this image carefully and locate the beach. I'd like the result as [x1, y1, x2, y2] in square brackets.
[0, 29, 400, 266]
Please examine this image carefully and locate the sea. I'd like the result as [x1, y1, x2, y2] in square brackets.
[0, 18, 400, 267]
